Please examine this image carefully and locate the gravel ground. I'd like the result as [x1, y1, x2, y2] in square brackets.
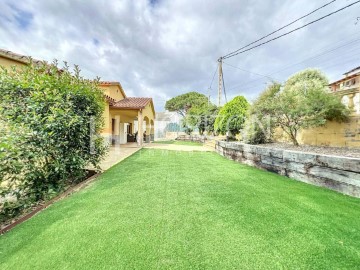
[260, 142, 360, 158]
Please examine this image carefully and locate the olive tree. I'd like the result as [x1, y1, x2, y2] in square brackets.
[249, 69, 349, 146]
[243, 82, 280, 144]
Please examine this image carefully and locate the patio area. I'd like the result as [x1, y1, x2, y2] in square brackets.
[99, 143, 142, 170]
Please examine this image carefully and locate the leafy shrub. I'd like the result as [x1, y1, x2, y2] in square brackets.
[243, 83, 280, 144]
[243, 115, 273, 144]
[214, 96, 249, 138]
[0, 61, 107, 222]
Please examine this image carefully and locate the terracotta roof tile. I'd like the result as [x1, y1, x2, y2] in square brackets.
[111, 97, 152, 109]
[104, 94, 116, 105]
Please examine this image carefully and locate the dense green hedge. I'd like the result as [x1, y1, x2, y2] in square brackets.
[0, 61, 107, 221]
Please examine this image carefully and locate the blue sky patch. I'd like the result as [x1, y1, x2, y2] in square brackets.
[149, 0, 159, 6]
[93, 38, 100, 46]
[11, 4, 33, 30]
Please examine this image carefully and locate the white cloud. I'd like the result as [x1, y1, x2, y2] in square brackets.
[0, 0, 359, 110]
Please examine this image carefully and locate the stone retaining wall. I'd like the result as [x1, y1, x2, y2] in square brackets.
[215, 141, 360, 197]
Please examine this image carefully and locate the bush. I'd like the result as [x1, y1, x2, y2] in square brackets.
[243, 115, 273, 144]
[0, 61, 107, 222]
[214, 96, 249, 138]
[243, 82, 280, 144]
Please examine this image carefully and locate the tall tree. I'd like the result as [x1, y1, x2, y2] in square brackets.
[165, 92, 208, 117]
[187, 103, 219, 135]
[214, 96, 249, 138]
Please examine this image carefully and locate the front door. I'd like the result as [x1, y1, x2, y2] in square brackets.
[120, 123, 128, 144]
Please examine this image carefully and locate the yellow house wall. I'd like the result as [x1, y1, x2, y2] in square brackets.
[142, 102, 155, 122]
[99, 85, 125, 101]
[0, 57, 26, 69]
[102, 102, 111, 135]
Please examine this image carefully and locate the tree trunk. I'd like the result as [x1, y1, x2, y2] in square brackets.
[290, 131, 299, 146]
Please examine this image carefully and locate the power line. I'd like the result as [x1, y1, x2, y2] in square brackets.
[268, 36, 360, 75]
[222, 61, 279, 81]
[223, 0, 337, 59]
[223, 0, 360, 59]
[225, 35, 360, 91]
[228, 55, 360, 94]
[209, 63, 218, 89]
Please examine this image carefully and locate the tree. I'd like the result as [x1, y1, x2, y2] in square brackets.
[243, 82, 280, 144]
[259, 69, 349, 146]
[186, 103, 219, 135]
[214, 96, 249, 138]
[165, 92, 208, 117]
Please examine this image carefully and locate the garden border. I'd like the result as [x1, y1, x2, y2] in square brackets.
[0, 171, 102, 235]
[215, 141, 360, 198]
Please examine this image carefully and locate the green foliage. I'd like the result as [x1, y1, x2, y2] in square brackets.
[243, 115, 274, 145]
[0, 61, 107, 222]
[165, 92, 208, 117]
[165, 91, 218, 135]
[183, 126, 193, 135]
[186, 103, 219, 135]
[250, 69, 350, 145]
[243, 83, 280, 144]
[214, 96, 249, 137]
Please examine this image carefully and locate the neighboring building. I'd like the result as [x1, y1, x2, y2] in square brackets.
[0, 49, 155, 146]
[329, 66, 360, 114]
[155, 111, 183, 140]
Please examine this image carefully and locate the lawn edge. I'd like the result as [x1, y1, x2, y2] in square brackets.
[0, 171, 102, 235]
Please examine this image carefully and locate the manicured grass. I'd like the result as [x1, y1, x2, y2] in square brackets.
[1, 150, 360, 269]
[154, 140, 203, 146]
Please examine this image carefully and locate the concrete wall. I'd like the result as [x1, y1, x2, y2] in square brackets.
[215, 141, 360, 198]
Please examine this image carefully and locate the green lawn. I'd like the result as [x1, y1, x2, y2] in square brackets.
[1, 150, 360, 269]
[154, 140, 203, 146]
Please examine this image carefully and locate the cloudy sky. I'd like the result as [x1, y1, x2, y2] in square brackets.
[0, 0, 359, 111]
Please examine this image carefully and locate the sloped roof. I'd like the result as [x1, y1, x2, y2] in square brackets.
[104, 94, 116, 105]
[111, 97, 152, 109]
[344, 66, 360, 75]
[0, 48, 45, 65]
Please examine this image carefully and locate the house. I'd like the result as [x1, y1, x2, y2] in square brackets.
[329, 66, 360, 114]
[0, 49, 155, 146]
[99, 81, 155, 146]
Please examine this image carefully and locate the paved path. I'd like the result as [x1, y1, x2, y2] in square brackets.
[99, 142, 213, 171]
[144, 143, 214, 152]
[99, 143, 141, 170]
